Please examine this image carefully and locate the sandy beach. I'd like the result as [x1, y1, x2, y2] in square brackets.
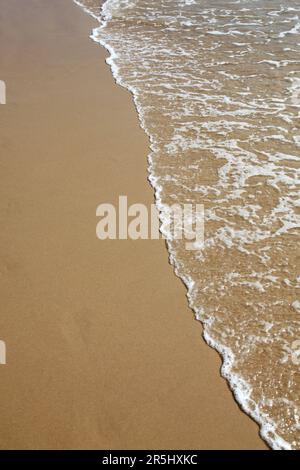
[0, 0, 267, 449]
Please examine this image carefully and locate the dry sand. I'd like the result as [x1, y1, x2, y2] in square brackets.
[0, 0, 267, 449]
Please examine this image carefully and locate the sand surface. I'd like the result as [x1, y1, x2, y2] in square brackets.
[0, 0, 267, 449]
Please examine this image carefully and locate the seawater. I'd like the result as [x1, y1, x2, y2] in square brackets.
[73, 0, 300, 449]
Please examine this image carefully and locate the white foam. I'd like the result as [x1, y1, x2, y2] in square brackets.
[73, 0, 101, 20]
[292, 300, 300, 313]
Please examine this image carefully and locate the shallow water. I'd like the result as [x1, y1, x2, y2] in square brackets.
[74, 0, 300, 449]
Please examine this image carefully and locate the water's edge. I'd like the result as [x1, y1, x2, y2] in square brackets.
[71, 0, 294, 450]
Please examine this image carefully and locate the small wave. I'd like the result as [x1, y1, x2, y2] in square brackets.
[74, 0, 300, 450]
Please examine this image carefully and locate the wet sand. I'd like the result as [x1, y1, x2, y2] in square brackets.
[0, 0, 267, 449]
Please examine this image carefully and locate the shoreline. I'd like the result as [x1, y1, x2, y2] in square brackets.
[0, 0, 266, 449]
[80, 0, 278, 449]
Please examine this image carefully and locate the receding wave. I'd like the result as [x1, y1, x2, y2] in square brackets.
[73, 0, 300, 450]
